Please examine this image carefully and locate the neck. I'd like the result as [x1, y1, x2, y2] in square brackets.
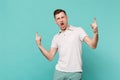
[61, 25, 70, 32]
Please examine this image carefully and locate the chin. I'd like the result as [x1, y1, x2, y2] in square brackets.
[62, 27, 66, 30]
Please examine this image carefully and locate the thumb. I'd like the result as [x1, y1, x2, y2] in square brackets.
[90, 24, 94, 29]
[40, 35, 42, 39]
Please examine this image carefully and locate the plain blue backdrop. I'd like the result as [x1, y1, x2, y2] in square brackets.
[0, 0, 120, 80]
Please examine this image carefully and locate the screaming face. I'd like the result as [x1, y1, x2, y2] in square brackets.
[55, 12, 68, 31]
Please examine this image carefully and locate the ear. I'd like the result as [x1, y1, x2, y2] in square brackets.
[54, 18, 57, 24]
[66, 16, 68, 20]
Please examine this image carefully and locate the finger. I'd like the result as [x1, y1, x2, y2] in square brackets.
[36, 32, 38, 37]
[40, 35, 42, 39]
[90, 24, 94, 29]
[94, 18, 97, 23]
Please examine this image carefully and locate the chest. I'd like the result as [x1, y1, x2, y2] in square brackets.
[57, 30, 80, 47]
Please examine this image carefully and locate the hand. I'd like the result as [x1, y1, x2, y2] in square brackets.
[91, 18, 98, 34]
[36, 32, 42, 46]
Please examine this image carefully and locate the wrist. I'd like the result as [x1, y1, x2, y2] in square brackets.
[94, 32, 98, 35]
[37, 44, 42, 48]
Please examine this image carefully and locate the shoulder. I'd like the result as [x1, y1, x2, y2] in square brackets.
[52, 32, 59, 40]
[70, 25, 85, 31]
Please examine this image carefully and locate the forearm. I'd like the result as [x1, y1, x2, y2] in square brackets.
[92, 33, 98, 48]
[37, 45, 51, 60]
[85, 18, 99, 49]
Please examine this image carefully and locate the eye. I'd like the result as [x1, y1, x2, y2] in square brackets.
[61, 16, 64, 18]
[56, 18, 60, 20]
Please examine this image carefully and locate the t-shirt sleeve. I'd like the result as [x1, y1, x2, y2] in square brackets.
[78, 27, 88, 41]
[51, 35, 58, 48]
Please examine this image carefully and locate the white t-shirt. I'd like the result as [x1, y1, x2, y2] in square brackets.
[51, 25, 88, 72]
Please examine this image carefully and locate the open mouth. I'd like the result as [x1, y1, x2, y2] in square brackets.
[60, 23, 64, 26]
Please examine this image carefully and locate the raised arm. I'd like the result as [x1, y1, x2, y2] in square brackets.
[35, 32, 57, 61]
[84, 18, 99, 49]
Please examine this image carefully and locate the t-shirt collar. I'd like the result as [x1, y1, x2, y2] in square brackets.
[59, 25, 73, 34]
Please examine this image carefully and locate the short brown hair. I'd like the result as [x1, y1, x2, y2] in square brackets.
[54, 9, 67, 18]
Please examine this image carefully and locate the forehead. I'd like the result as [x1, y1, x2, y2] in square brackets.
[55, 12, 66, 18]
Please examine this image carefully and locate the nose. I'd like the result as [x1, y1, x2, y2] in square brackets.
[60, 18, 63, 22]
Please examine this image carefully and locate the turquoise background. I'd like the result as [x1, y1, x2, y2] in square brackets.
[0, 0, 120, 80]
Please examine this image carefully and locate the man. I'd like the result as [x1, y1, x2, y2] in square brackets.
[36, 9, 98, 80]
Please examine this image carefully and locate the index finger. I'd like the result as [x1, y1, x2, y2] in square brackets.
[94, 18, 97, 23]
[36, 32, 38, 37]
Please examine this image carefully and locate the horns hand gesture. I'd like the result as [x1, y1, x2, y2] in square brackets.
[36, 32, 42, 46]
[91, 18, 98, 34]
